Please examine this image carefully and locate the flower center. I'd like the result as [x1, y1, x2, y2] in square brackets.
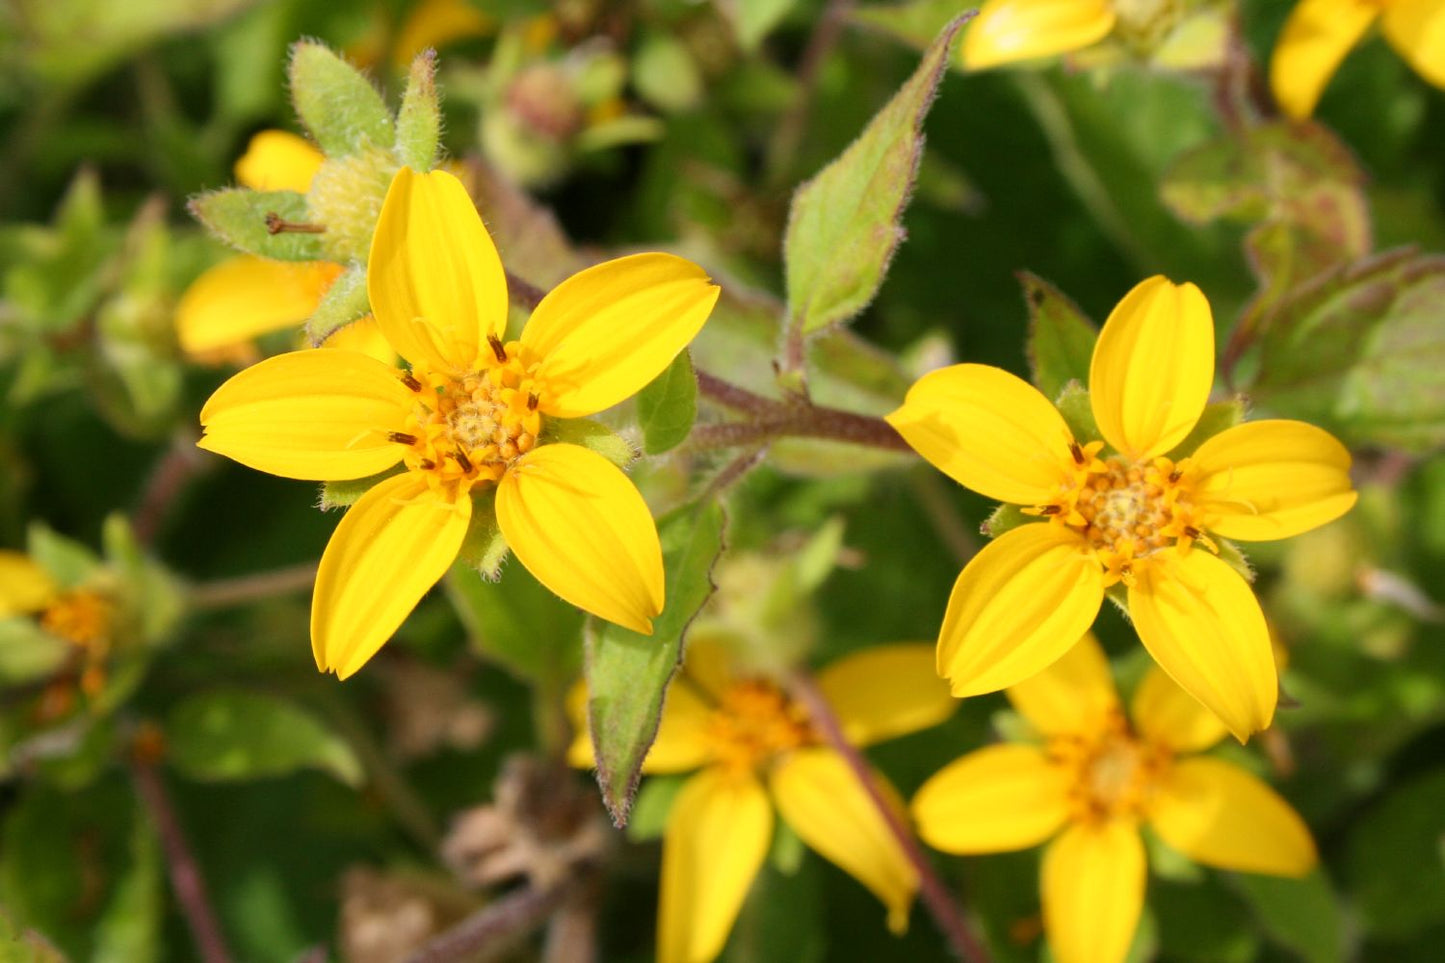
[704, 680, 816, 773]
[1050, 713, 1168, 824]
[40, 590, 113, 650]
[1038, 447, 1208, 587]
[392, 336, 545, 492]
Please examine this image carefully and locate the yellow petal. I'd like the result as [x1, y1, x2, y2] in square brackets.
[1382, 0, 1445, 89]
[522, 253, 720, 419]
[816, 643, 955, 748]
[566, 678, 716, 773]
[197, 350, 412, 481]
[233, 130, 324, 192]
[312, 473, 471, 679]
[496, 444, 664, 633]
[659, 768, 772, 963]
[1190, 419, 1356, 542]
[367, 167, 508, 373]
[1005, 632, 1119, 738]
[1089, 277, 1215, 461]
[1149, 757, 1317, 876]
[0, 551, 55, 617]
[392, 0, 494, 67]
[679, 636, 739, 701]
[1129, 664, 1228, 754]
[938, 523, 1104, 698]
[1042, 821, 1147, 963]
[320, 315, 398, 366]
[962, 0, 1116, 70]
[886, 363, 1075, 505]
[770, 748, 918, 934]
[912, 744, 1071, 854]
[1270, 0, 1380, 120]
[177, 257, 337, 356]
[1129, 551, 1277, 743]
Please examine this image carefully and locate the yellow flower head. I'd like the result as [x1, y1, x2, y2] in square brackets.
[0, 550, 57, 618]
[1271, 0, 1445, 119]
[913, 634, 1317, 963]
[962, 0, 1207, 70]
[177, 131, 392, 363]
[197, 167, 720, 679]
[569, 642, 955, 963]
[886, 276, 1357, 741]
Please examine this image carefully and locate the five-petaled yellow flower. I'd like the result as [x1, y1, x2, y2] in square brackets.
[176, 130, 391, 362]
[913, 633, 1317, 963]
[197, 167, 720, 678]
[886, 276, 1357, 741]
[1271, 0, 1445, 119]
[570, 643, 955, 963]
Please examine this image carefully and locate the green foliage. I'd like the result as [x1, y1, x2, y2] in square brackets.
[1251, 250, 1445, 451]
[1346, 768, 1445, 939]
[288, 41, 393, 157]
[304, 265, 370, 345]
[165, 690, 363, 786]
[783, 16, 965, 338]
[1230, 869, 1345, 963]
[189, 189, 327, 261]
[394, 50, 442, 172]
[1022, 270, 1098, 401]
[584, 501, 726, 825]
[444, 558, 583, 688]
[636, 349, 698, 454]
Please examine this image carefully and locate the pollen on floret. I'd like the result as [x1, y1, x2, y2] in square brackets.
[388, 339, 548, 492]
[703, 680, 817, 774]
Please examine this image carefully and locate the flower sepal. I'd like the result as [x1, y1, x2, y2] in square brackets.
[454, 495, 509, 581]
[538, 417, 640, 469]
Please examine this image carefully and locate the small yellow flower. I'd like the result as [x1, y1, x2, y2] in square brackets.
[0, 550, 56, 617]
[886, 276, 1357, 741]
[1270, 0, 1445, 119]
[913, 633, 1317, 963]
[0, 550, 115, 697]
[961, 0, 1205, 70]
[176, 131, 391, 362]
[197, 167, 719, 678]
[569, 643, 955, 963]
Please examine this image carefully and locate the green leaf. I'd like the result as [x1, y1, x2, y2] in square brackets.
[1022, 271, 1098, 402]
[304, 265, 371, 345]
[1053, 381, 1101, 446]
[1230, 869, 1344, 963]
[1167, 399, 1245, 459]
[782, 15, 965, 337]
[395, 49, 441, 171]
[92, 807, 162, 963]
[187, 189, 327, 262]
[288, 41, 393, 157]
[1150, 877, 1258, 963]
[625, 773, 687, 842]
[101, 514, 184, 646]
[1345, 767, 1445, 938]
[724, 0, 799, 52]
[584, 501, 727, 826]
[0, 909, 66, 963]
[636, 350, 698, 454]
[1251, 250, 1445, 451]
[0, 620, 70, 685]
[633, 32, 703, 113]
[456, 495, 509, 580]
[165, 690, 363, 787]
[25, 522, 99, 588]
[850, 0, 963, 54]
[540, 418, 638, 468]
[444, 558, 584, 687]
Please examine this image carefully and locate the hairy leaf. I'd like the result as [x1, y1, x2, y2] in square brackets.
[636, 350, 698, 454]
[1021, 271, 1097, 402]
[188, 189, 327, 262]
[288, 41, 393, 157]
[584, 501, 726, 825]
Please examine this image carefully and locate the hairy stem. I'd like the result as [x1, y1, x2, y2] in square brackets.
[134, 431, 207, 547]
[693, 370, 911, 453]
[402, 879, 578, 963]
[787, 671, 994, 963]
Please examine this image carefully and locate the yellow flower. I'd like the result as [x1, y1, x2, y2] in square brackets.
[196, 167, 720, 678]
[569, 643, 955, 963]
[0, 550, 57, 617]
[177, 131, 391, 362]
[962, 0, 1214, 70]
[912, 633, 1317, 963]
[1270, 0, 1445, 119]
[886, 276, 1356, 741]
